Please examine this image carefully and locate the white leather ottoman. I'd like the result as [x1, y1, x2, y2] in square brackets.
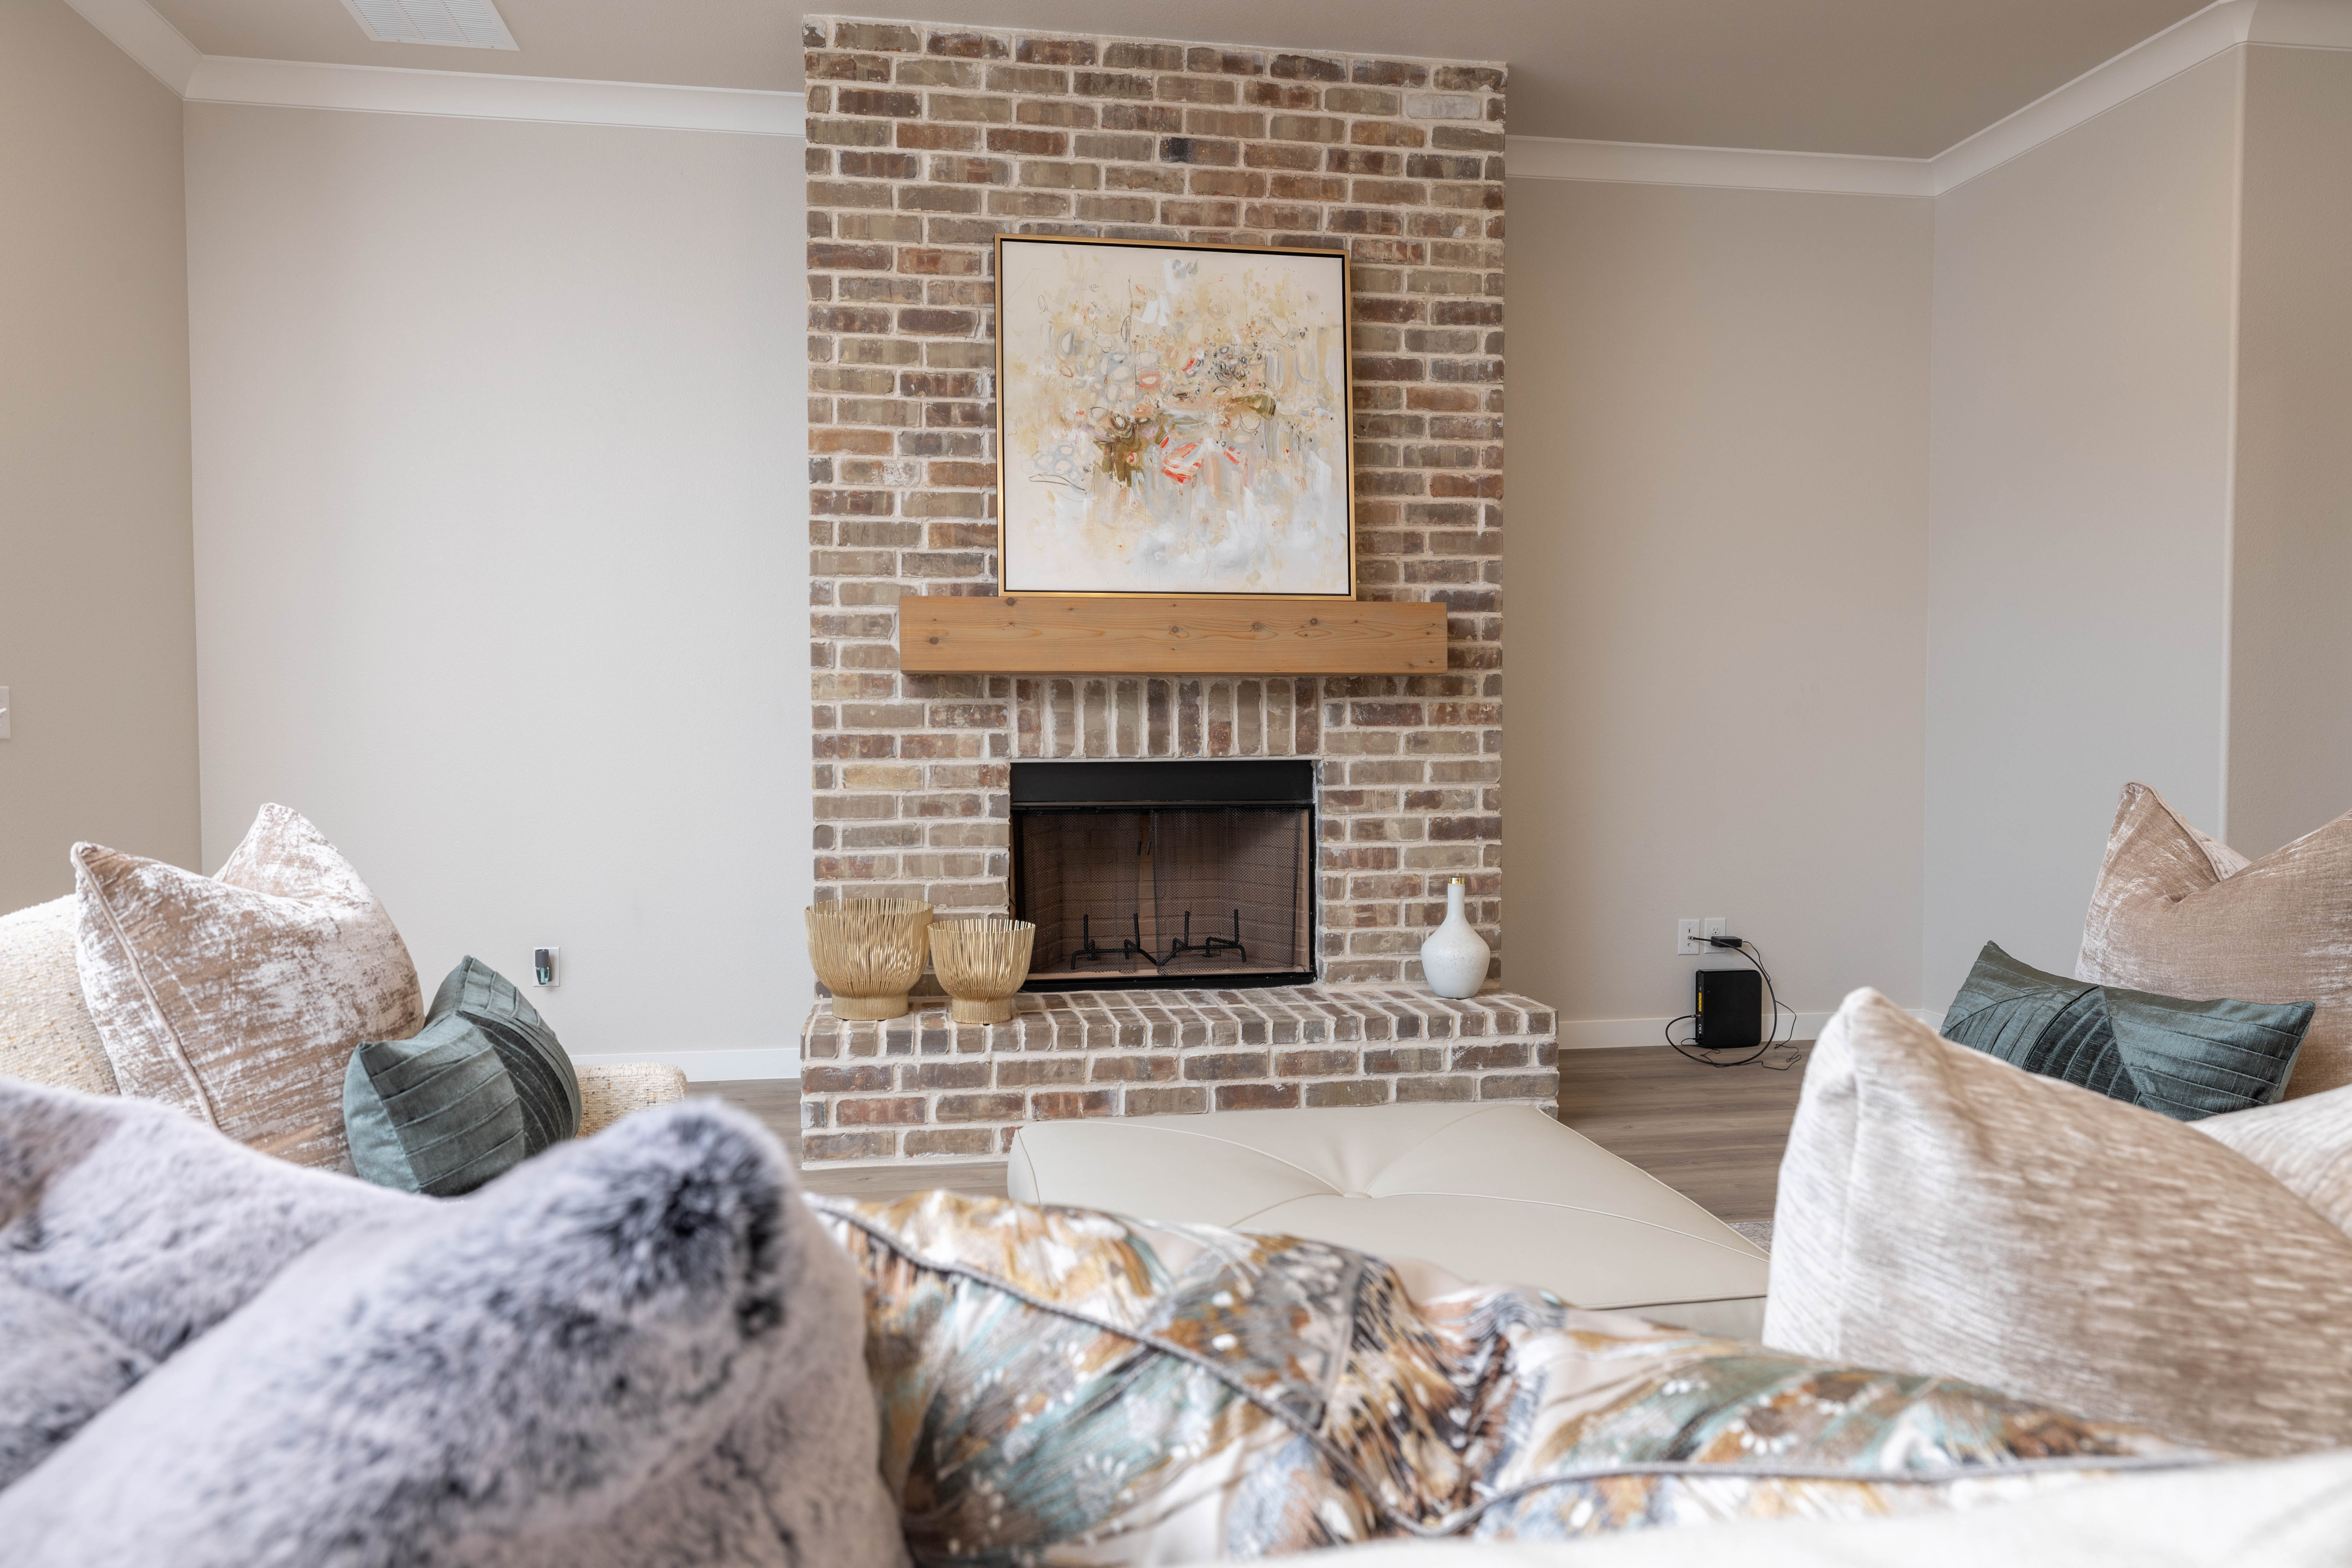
[1007, 1102, 1770, 1339]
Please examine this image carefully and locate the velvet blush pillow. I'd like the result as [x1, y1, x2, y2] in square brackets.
[2081, 782, 2352, 1096]
[2195, 1084, 2352, 1238]
[1940, 941, 2311, 1119]
[1765, 988, 2352, 1459]
[73, 805, 423, 1168]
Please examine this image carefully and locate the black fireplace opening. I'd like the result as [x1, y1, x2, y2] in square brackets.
[1011, 759, 1316, 991]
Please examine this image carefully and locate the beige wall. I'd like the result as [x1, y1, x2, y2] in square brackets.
[2227, 45, 2352, 858]
[0, 0, 199, 913]
[1503, 179, 1932, 1035]
[1923, 53, 2243, 1010]
[184, 105, 811, 1070]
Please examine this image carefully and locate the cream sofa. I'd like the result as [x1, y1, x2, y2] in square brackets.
[0, 896, 684, 1140]
[1008, 1100, 1772, 1338]
[1321, 1446, 2352, 1566]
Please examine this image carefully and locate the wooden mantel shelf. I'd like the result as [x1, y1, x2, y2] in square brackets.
[898, 594, 1448, 675]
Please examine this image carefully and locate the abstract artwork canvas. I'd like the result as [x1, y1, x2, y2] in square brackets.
[995, 236, 1354, 597]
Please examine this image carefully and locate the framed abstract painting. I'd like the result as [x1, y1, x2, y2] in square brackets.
[994, 235, 1355, 598]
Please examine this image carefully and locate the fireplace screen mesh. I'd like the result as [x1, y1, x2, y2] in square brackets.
[1016, 806, 1311, 983]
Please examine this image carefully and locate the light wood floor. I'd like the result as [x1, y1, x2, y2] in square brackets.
[711, 1041, 1808, 1221]
[1553, 1042, 1808, 1221]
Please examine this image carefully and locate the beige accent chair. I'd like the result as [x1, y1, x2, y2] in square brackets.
[0, 897, 684, 1141]
[1009, 1101, 1771, 1338]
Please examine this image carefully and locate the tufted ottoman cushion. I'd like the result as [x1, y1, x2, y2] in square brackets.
[1007, 1102, 1770, 1338]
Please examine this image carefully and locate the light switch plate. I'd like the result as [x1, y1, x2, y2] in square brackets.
[0, 686, 10, 740]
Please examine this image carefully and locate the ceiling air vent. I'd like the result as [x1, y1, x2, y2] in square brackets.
[339, 0, 518, 50]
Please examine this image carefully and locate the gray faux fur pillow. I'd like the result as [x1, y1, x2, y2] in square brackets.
[0, 1281, 147, 1488]
[0, 1094, 905, 1568]
[0, 1079, 421, 1486]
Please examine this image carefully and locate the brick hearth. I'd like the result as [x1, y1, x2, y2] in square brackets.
[799, 984, 1557, 1164]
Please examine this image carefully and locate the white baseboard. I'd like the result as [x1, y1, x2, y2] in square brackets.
[572, 1047, 800, 1083]
[1557, 1007, 1938, 1051]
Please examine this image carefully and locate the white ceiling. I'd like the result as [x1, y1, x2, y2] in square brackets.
[147, 0, 2213, 158]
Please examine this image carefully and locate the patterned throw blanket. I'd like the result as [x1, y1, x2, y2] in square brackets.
[817, 1192, 2215, 1564]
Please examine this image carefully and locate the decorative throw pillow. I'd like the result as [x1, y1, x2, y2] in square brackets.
[0, 1077, 421, 1483]
[2081, 782, 2352, 1096]
[0, 897, 117, 1097]
[1941, 941, 2311, 1118]
[72, 805, 423, 1169]
[344, 957, 580, 1197]
[821, 1192, 2207, 1560]
[0, 1283, 148, 1490]
[2195, 1084, 2352, 1239]
[0, 1101, 907, 1568]
[1764, 988, 2352, 1458]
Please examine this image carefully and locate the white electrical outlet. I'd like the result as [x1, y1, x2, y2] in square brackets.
[0, 686, 10, 740]
[1679, 918, 1731, 955]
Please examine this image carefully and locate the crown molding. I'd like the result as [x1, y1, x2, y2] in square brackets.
[67, 0, 2352, 170]
[64, 0, 804, 136]
[62, 0, 201, 95]
[1928, 0, 2257, 192]
[1934, 0, 2352, 192]
[1510, 0, 2352, 198]
[184, 57, 806, 137]
[1505, 137, 1929, 197]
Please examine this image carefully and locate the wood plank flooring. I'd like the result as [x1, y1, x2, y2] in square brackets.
[1553, 1042, 1809, 1221]
[709, 1041, 1810, 1221]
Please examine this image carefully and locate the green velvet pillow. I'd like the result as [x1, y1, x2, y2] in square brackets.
[344, 957, 581, 1195]
[1940, 941, 2313, 1120]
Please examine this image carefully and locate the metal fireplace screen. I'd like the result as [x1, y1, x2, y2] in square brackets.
[1011, 760, 1315, 989]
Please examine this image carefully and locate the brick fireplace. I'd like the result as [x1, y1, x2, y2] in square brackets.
[800, 15, 1554, 1163]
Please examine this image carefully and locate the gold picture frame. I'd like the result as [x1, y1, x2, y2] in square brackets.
[993, 234, 1357, 600]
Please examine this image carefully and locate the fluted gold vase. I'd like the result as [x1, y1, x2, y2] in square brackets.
[928, 916, 1036, 1025]
[806, 898, 934, 1020]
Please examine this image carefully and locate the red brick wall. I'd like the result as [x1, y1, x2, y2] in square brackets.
[804, 17, 1507, 984]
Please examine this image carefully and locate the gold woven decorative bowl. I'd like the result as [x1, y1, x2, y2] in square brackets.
[806, 898, 934, 1020]
[928, 917, 1036, 1025]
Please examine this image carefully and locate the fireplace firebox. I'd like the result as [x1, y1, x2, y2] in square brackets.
[1011, 760, 1316, 990]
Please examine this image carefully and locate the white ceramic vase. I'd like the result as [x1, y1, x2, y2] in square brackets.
[1419, 878, 1491, 999]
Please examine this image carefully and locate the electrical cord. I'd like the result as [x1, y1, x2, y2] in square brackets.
[1663, 936, 1799, 1069]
